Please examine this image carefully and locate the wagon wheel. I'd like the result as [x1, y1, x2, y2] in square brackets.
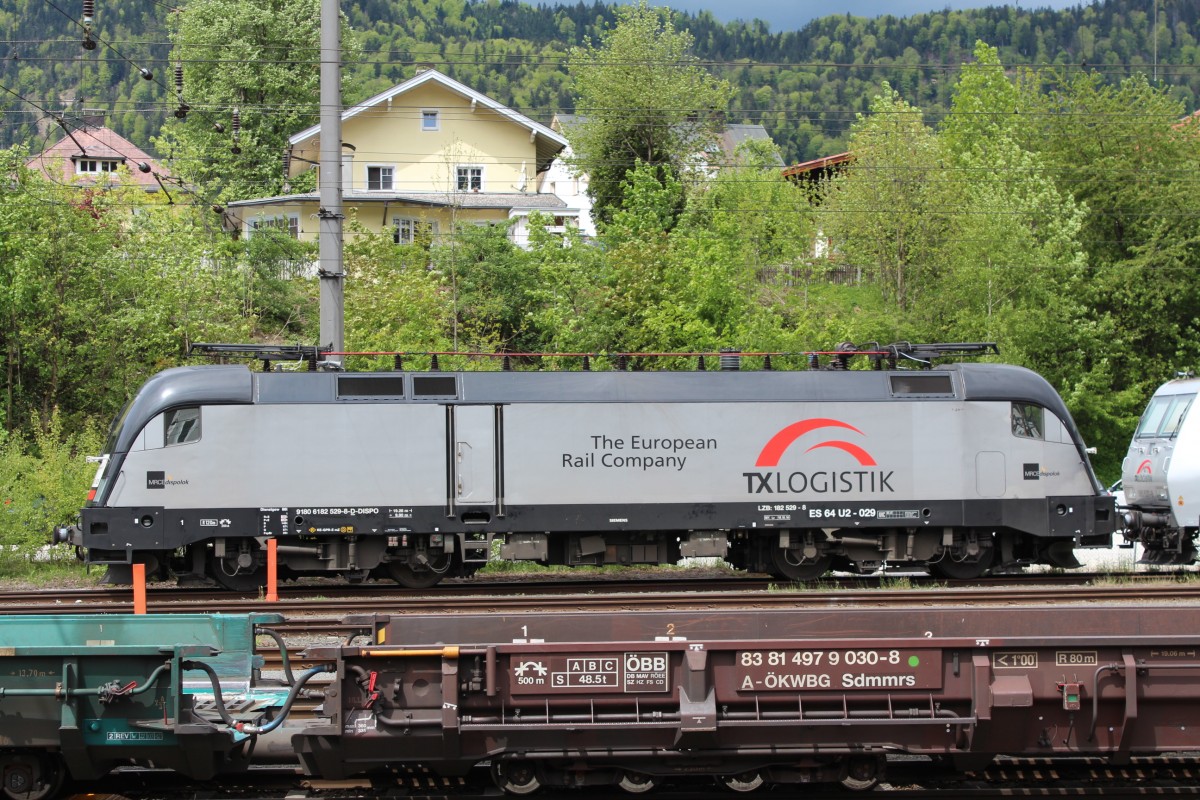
[491, 760, 541, 795]
[616, 771, 658, 793]
[719, 770, 765, 792]
[840, 754, 884, 791]
[386, 552, 452, 589]
[2, 752, 65, 800]
[769, 547, 832, 581]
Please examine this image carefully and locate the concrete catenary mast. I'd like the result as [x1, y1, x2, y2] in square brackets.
[317, 0, 344, 364]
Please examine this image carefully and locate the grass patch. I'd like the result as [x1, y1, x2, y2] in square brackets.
[0, 549, 101, 586]
[767, 575, 947, 592]
[767, 579, 840, 593]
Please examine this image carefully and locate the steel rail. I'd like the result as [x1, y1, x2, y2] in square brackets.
[5, 581, 1200, 619]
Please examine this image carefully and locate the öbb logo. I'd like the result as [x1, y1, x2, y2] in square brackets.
[743, 417, 894, 495]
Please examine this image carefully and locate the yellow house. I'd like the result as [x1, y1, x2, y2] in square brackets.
[226, 68, 574, 247]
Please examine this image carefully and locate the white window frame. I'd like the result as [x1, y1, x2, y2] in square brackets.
[366, 164, 395, 192]
[456, 165, 484, 192]
[393, 216, 438, 245]
[421, 110, 440, 131]
[248, 213, 300, 239]
[76, 158, 120, 175]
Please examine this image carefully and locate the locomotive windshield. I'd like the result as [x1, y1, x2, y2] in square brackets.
[1135, 393, 1195, 439]
[1011, 403, 1044, 439]
[86, 400, 132, 507]
[164, 407, 201, 446]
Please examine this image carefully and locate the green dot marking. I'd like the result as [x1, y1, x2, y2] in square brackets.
[908, 655, 920, 668]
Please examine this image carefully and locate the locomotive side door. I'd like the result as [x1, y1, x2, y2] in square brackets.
[450, 405, 500, 510]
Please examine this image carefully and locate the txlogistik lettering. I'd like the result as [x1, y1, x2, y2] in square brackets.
[742, 470, 895, 495]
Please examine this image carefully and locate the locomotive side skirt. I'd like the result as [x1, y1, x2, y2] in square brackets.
[78, 494, 1110, 560]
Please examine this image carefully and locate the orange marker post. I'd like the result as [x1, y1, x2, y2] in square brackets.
[133, 563, 147, 614]
[266, 538, 278, 602]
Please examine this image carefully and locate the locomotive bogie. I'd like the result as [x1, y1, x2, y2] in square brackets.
[66, 359, 1115, 587]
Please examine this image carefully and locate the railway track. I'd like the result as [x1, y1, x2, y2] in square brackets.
[5, 573, 1200, 618]
[4, 568, 1195, 614]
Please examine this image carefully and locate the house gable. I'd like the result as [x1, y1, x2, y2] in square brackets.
[230, 69, 578, 248]
[335, 82, 541, 195]
[26, 120, 169, 192]
[288, 68, 566, 191]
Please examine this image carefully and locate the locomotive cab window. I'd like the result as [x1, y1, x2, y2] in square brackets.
[1011, 403, 1043, 440]
[164, 407, 201, 446]
[1136, 393, 1195, 439]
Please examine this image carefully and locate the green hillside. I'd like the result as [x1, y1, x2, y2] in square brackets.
[3, 0, 1197, 163]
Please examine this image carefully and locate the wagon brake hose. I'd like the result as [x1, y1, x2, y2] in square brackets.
[254, 626, 296, 686]
[0, 661, 171, 701]
[235, 665, 335, 735]
[183, 660, 335, 735]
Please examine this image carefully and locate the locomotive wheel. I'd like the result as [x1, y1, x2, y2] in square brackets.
[769, 548, 832, 581]
[386, 553, 451, 589]
[209, 555, 267, 592]
[719, 770, 765, 792]
[2, 753, 64, 800]
[617, 771, 658, 793]
[491, 760, 541, 795]
[929, 542, 995, 580]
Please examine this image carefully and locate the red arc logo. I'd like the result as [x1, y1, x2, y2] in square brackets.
[755, 418, 877, 468]
[1136, 459, 1153, 475]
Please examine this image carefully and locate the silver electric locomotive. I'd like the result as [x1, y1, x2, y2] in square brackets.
[60, 344, 1115, 588]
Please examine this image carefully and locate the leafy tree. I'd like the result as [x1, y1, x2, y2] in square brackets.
[430, 222, 542, 353]
[932, 41, 1091, 372]
[524, 215, 609, 359]
[674, 139, 815, 343]
[240, 228, 319, 340]
[1016, 68, 1200, 476]
[566, 1, 731, 226]
[154, 0, 359, 203]
[591, 160, 691, 356]
[342, 222, 453, 369]
[0, 146, 254, 440]
[819, 85, 952, 312]
[0, 148, 119, 432]
[0, 414, 102, 554]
